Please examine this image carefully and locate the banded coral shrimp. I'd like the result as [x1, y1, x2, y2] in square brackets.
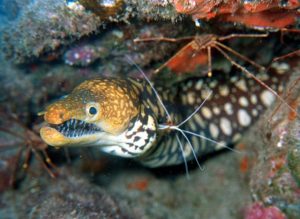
[134, 31, 300, 122]
[134, 33, 269, 76]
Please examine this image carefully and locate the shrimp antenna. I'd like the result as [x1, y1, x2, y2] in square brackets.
[125, 55, 171, 121]
[125, 55, 236, 176]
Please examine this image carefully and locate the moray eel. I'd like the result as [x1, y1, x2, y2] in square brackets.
[40, 67, 289, 167]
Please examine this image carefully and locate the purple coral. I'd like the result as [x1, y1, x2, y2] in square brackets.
[64, 45, 104, 66]
[245, 203, 287, 219]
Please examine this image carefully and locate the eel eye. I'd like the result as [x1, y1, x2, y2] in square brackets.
[89, 107, 97, 115]
[86, 102, 100, 117]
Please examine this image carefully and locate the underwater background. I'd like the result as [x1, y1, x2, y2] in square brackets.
[0, 0, 300, 218]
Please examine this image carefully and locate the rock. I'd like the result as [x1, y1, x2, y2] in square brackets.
[1, 170, 131, 219]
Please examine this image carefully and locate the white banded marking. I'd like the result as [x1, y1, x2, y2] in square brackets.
[209, 123, 219, 139]
[201, 106, 213, 119]
[237, 109, 252, 127]
[235, 79, 247, 92]
[224, 103, 234, 115]
[252, 109, 258, 117]
[187, 92, 196, 104]
[213, 106, 221, 115]
[233, 133, 242, 142]
[271, 62, 290, 74]
[201, 89, 212, 100]
[193, 114, 205, 128]
[195, 80, 203, 90]
[260, 90, 275, 107]
[250, 95, 257, 104]
[183, 143, 192, 157]
[219, 85, 229, 97]
[220, 117, 232, 136]
[239, 96, 249, 107]
[209, 80, 218, 88]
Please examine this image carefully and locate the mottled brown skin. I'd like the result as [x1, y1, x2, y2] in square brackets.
[41, 78, 140, 146]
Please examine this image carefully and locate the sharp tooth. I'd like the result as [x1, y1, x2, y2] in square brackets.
[80, 129, 84, 136]
[73, 120, 77, 129]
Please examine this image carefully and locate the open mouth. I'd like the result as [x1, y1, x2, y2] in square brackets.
[50, 119, 102, 138]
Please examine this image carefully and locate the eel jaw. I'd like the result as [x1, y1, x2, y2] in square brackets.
[40, 119, 103, 147]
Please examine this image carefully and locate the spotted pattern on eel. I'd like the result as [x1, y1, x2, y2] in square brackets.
[40, 66, 289, 167]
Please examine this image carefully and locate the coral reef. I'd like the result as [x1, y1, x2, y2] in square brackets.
[1, 0, 101, 63]
[0, 60, 34, 115]
[237, 58, 300, 219]
[0, 169, 131, 218]
[78, 0, 124, 18]
[0, 0, 300, 218]
[0, 149, 251, 218]
[1, 0, 180, 64]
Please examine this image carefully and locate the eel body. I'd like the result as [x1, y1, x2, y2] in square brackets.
[40, 67, 289, 167]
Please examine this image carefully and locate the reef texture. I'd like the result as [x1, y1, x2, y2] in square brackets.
[0, 0, 300, 218]
[1, 0, 179, 64]
[0, 149, 251, 219]
[237, 58, 300, 219]
[3, 0, 298, 64]
[0, 170, 131, 218]
[1, 0, 101, 63]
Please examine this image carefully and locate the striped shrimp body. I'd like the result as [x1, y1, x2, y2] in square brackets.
[40, 67, 289, 168]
